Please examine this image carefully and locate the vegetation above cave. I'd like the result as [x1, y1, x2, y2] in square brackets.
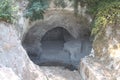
[82, 0, 120, 35]
[91, 2, 120, 35]
[0, 0, 120, 34]
[25, 0, 120, 35]
[72, 0, 120, 35]
[24, 0, 49, 21]
[0, 0, 17, 23]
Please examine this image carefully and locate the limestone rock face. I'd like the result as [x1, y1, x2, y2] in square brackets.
[24, 10, 90, 40]
[0, 65, 20, 80]
[93, 24, 120, 68]
[0, 22, 82, 80]
[79, 24, 120, 80]
[93, 24, 120, 79]
[0, 1, 87, 79]
[0, 22, 47, 80]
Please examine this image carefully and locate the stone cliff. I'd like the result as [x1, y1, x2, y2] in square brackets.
[79, 23, 120, 80]
[0, 0, 120, 80]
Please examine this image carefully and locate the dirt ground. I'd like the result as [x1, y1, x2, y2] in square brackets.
[40, 66, 81, 80]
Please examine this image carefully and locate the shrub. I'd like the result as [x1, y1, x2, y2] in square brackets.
[91, 2, 120, 35]
[24, 0, 48, 21]
[0, 0, 15, 23]
[54, 0, 67, 8]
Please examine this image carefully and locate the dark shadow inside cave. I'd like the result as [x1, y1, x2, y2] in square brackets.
[22, 27, 92, 71]
[40, 27, 74, 67]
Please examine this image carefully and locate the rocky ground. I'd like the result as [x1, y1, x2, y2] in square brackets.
[40, 66, 81, 80]
[0, 66, 81, 80]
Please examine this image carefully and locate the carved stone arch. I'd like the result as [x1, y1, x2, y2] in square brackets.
[22, 10, 91, 69]
[41, 26, 75, 43]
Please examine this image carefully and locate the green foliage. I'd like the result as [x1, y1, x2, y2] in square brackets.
[72, 0, 119, 16]
[54, 0, 67, 8]
[83, 0, 119, 15]
[0, 0, 15, 23]
[91, 2, 120, 35]
[25, 0, 120, 36]
[73, 0, 79, 15]
[25, 0, 48, 21]
[75, 0, 120, 35]
[56, 0, 120, 36]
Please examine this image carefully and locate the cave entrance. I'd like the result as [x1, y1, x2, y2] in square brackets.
[22, 26, 92, 71]
[40, 27, 75, 68]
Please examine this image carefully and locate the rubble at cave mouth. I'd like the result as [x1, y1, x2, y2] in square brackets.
[22, 27, 92, 70]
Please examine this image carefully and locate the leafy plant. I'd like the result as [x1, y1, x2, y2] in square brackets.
[91, 2, 120, 35]
[0, 0, 15, 23]
[73, 0, 120, 35]
[25, 0, 48, 21]
[54, 0, 67, 8]
[25, 0, 120, 35]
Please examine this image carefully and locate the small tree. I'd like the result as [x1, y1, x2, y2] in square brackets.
[24, 0, 49, 21]
[0, 0, 17, 23]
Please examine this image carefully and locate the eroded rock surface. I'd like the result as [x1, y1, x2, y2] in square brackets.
[0, 65, 20, 80]
[22, 10, 92, 69]
[79, 24, 120, 80]
[0, 22, 47, 80]
[0, 22, 82, 80]
[40, 66, 81, 80]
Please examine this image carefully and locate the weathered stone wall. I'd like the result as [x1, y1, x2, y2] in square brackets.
[0, 0, 90, 80]
[79, 24, 120, 80]
[0, 22, 49, 80]
[22, 10, 90, 45]
[0, 65, 20, 80]
[2, 0, 120, 80]
[0, 1, 48, 80]
[23, 10, 90, 40]
[93, 24, 120, 79]
[22, 10, 91, 68]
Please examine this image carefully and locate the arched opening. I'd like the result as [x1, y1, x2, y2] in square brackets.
[40, 27, 75, 67]
[22, 26, 92, 70]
